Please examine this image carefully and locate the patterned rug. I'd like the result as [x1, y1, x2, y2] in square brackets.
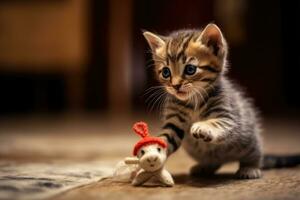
[0, 161, 113, 200]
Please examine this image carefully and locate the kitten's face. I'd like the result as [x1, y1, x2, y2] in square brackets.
[144, 24, 227, 102]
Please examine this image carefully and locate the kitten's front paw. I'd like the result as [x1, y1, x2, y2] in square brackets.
[190, 122, 214, 142]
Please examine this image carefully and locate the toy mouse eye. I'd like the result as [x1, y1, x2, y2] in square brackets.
[140, 150, 145, 156]
[157, 147, 161, 152]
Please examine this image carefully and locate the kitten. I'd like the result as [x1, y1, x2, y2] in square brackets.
[143, 23, 299, 179]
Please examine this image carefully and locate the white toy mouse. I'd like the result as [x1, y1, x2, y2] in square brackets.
[124, 122, 174, 187]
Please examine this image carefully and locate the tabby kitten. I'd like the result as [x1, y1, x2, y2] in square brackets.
[143, 23, 263, 179]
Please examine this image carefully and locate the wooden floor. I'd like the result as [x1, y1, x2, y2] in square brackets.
[0, 115, 300, 200]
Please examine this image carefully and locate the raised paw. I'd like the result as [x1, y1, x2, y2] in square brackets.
[190, 123, 213, 142]
[236, 167, 262, 179]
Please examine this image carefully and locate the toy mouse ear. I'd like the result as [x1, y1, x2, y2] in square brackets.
[133, 122, 149, 138]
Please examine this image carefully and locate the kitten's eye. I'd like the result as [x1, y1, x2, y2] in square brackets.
[161, 67, 171, 78]
[140, 150, 145, 156]
[184, 64, 197, 75]
[157, 147, 161, 152]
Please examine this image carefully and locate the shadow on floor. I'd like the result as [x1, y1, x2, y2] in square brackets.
[173, 173, 240, 188]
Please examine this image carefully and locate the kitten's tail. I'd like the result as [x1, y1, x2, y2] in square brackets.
[262, 154, 300, 169]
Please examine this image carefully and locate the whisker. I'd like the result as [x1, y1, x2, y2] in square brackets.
[144, 85, 165, 92]
[205, 84, 216, 95]
[145, 88, 165, 105]
[192, 87, 205, 109]
[149, 91, 166, 113]
[197, 88, 208, 104]
[198, 87, 209, 99]
[145, 89, 165, 104]
[143, 86, 165, 96]
[193, 90, 199, 111]
[157, 93, 168, 117]
[191, 88, 199, 110]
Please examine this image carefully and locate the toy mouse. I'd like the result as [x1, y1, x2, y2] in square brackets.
[124, 122, 174, 187]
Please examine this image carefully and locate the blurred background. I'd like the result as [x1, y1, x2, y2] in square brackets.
[0, 2, 300, 199]
[0, 0, 300, 200]
[0, 0, 299, 119]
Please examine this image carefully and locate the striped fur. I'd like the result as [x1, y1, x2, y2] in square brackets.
[143, 24, 263, 179]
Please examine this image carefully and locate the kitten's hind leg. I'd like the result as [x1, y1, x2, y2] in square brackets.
[236, 166, 261, 179]
[236, 153, 262, 179]
[190, 163, 221, 177]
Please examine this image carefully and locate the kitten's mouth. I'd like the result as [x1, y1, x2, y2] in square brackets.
[175, 89, 189, 96]
[176, 91, 187, 96]
[167, 87, 190, 100]
[174, 91, 191, 101]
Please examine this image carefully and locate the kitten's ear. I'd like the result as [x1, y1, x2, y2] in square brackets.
[198, 23, 225, 56]
[143, 31, 166, 53]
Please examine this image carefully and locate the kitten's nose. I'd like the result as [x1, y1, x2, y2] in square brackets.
[173, 84, 181, 90]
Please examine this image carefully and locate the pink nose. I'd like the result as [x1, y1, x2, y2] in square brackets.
[147, 156, 158, 163]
